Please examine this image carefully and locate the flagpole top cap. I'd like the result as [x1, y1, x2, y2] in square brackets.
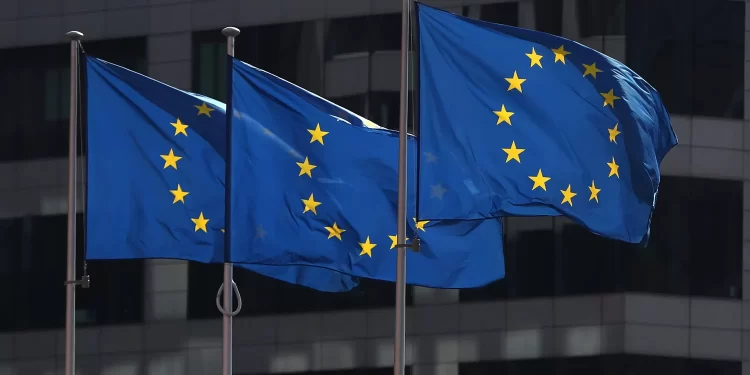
[66, 31, 83, 40]
[222, 27, 240, 37]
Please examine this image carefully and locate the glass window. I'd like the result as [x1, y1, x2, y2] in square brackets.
[560, 224, 625, 295]
[323, 14, 402, 127]
[577, 0, 625, 37]
[194, 39, 226, 102]
[626, 176, 742, 298]
[0, 37, 146, 162]
[463, 3, 519, 25]
[460, 355, 740, 375]
[0, 214, 144, 332]
[626, 0, 744, 118]
[534, 0, 563, 36]
[478, 3, 520, 25]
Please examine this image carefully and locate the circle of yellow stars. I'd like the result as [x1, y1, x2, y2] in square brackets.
[296, 122, 430, 258]
[160, 102, 215, 233]
[486, 43, 622, 208]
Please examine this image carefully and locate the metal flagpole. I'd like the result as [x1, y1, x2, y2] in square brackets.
[394, 0, 412, 374]
[64, 30, 83, 375]
[221, 26, 240, 375]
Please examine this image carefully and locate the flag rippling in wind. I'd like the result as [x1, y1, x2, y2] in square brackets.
[227, 57, 505, 287]
[84, 55, 358, 292]
[416, 3, 677, 244]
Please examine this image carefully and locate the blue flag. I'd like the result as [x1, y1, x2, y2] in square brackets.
[84, 55, 358, 292]
[227, 57, 504, 288]
[416, 4, 677, 244]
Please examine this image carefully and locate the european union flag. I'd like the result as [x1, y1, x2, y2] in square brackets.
[416, 4, 678, 244]
[228, 57, 505, 287]
[85, 55, 358, 292]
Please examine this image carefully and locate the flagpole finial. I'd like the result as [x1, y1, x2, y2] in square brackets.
[222, 27, 240, 37]
[66, 31, 83, 40]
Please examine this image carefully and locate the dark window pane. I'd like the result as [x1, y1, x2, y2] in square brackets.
[0, 213, 144, 332]
[560, 224, 625, 295]
[0, 37, 146, 162]
[461, 355, 740, 375]
[626, 176, 742, 298]
[534, 0, 563, 36]
[325, 16, 370, 59]
[194, 40, 226, 101]
[370, 14, 402, 52]
[463, 3, 519, 25]
[626, 0, 744, 118]
[578, 0, 625, 37]
[624, 179, 691, 295]
[681, 177, 742, 297]
[479, 3, 519, 25]
[509, 226, 556, 297]
[0, 218, 20, 331]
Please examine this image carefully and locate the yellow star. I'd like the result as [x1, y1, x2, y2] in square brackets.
[324, 222, 346, 241]
[388, 235, 411, 250]
[160, 149, 182, 170]
[552, 45, 571, 64]
[608, 123, 621, 143]
[582, 62, 603, 79]
[301, 193, 321, 215]
[296, 157, 317, 178]
[308, 124, 329, 145]
[191, 212, 209, 233]
[171, 118, 189, 136]
[502, 141, 525, 163]
[170, 184, 189, 204]
[359, 236, 377, 257]
[588, 181, 601, 203]
[528, 169, 550, 191]
[493, 105, 514, 125]
[526, 47, 543, 68]
[601, 89, 621, 108]
[413, 217, 430, 232]
[607, 157, 620, 178]
[560, 184, 577, 206]
[195, 102, 215, 117]
[505, 71, 526, 93]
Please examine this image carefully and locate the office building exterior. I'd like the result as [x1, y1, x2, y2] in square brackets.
[0, 0, 747, 373]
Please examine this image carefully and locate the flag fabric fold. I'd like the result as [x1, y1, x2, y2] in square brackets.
[85, 55, 358, 292]
[228, 57, 505, 288]
[416, 3, 677, 244]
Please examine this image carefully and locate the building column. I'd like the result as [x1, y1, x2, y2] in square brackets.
[561, 0, 580, 41]
[518, 0, 536, 30]
[742, 1, 750, 370]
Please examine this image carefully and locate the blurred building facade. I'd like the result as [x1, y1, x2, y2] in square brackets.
[0, 0, 747, 374]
